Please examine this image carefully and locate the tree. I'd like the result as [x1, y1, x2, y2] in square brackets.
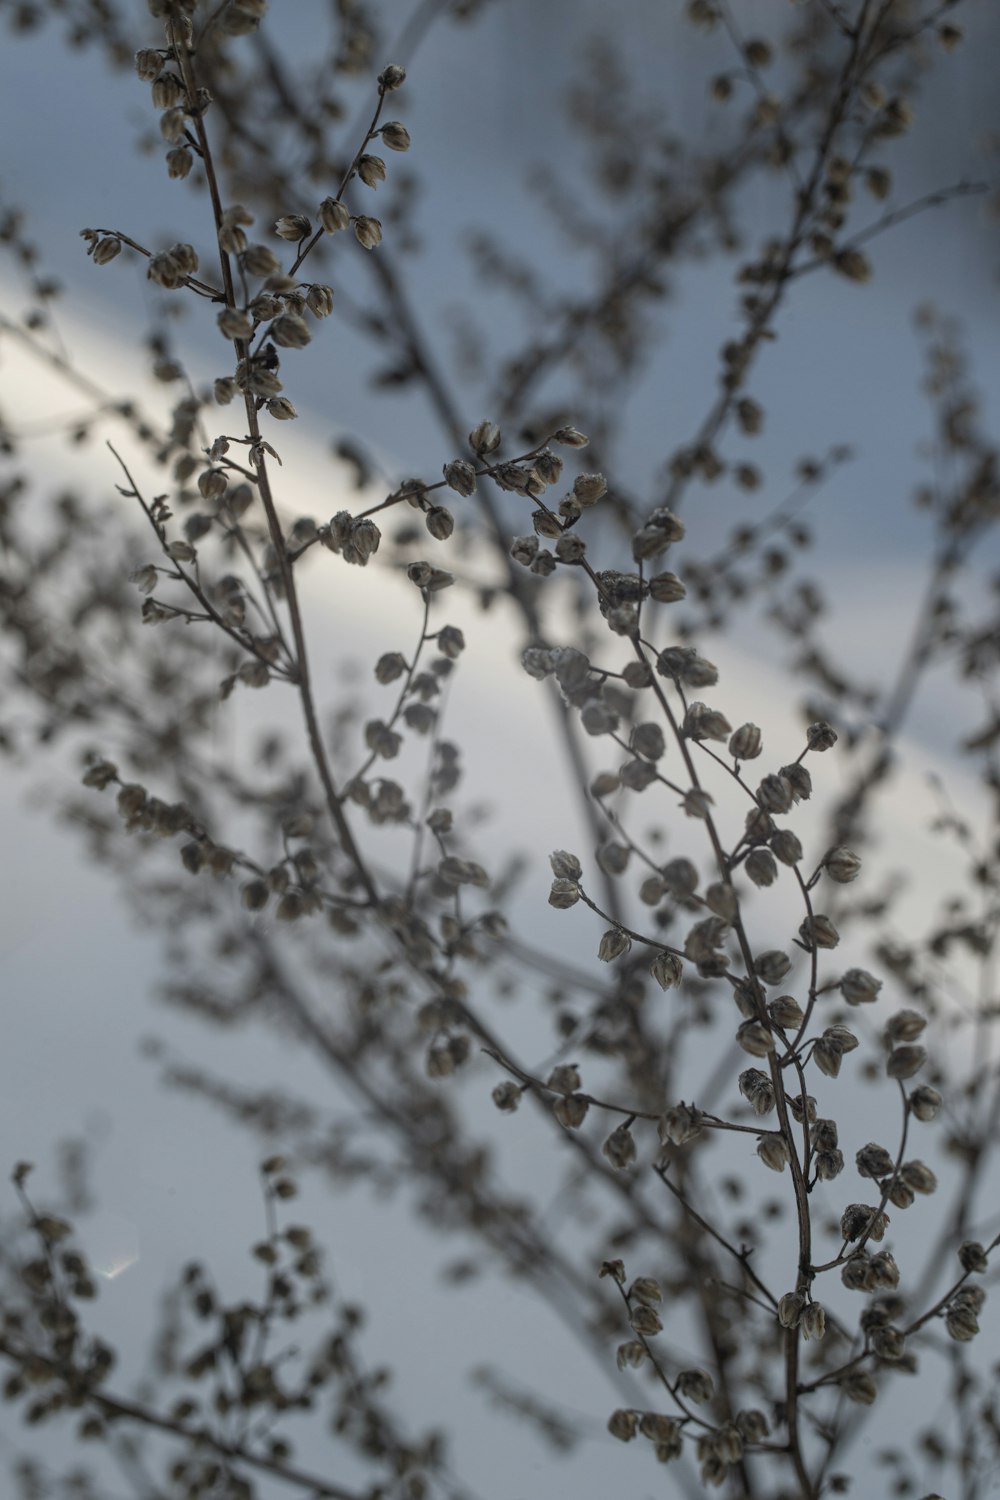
[1, 1, 998, 1496]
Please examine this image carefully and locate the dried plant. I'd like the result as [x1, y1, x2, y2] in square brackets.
[1, 2, 999, 1498]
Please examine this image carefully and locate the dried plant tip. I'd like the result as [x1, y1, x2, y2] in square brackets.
[354, 215, 383, 249]
[806, 720, 838, 751]
[554, 425, 588, 447]
[378, 63, 406, 90]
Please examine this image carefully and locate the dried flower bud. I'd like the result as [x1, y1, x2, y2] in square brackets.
[886, 1045, 926, 1080]
[856, 1143, 895, 1179]
[378, 121, 410, 152]
[841, 1203, 889, 1242]
[909, 1085, 941, 1121]
[729, 722, 763, 761]
[599, 927, 632, 962]
[546, 1065, 581, 1095]
[266, 396, 297, 421]
[443, 458, 477, 496]
[373, 649, 404, 684]
[768, 995, 802, 1030]
[650, 951, 684, 991]
[469, 419, 501, 455]
[166, 145, 193, 179]
[778, 1292, 804, 1329]
[603, 1124, 637, 1171]
[572, 472, 607, 506]
[900, 1159, 936, 1194]
[825, 846, 862, 883]
[608, 1409, 638, 1442]
[631, 1277, 662, 1307]
[746, 849, 778, 888]
[739, 1068, 775, 1116]
[306, 284, 335, 318]
[806, 720, 838, 751]
[770, 829, 802, 865]
[319, 197, 351, 233]
[274, 214, 311, 241]
[152, 70, 184, 108]
[676, 1369, 713, 1404]
[758, 1134, 789, 1172]
[242, 879, 269, 911]
[738, 1021, 775, 1057]
[946, 1302, 979, 1342]
[840, 967, 881, 1005]
[270, 311, 311, 349]
[353, 215, 382, 250]
[756, 950, 791, 985]
[492, 1081, 522, 1113]
[135, 47, 162, 80]
[92, 235, 123, 265]
[885, 1009, 926, 1043]
[799, 913, 839, 950]
[648, 571, 686, 603]
[378, 62, 407, 90]
[348, 147, 383, 190]
[553, 1092, 589, 1128]
[781, 763, 812, 801]
[959, 1241, 989, 1274]
[757, 774, 794, 814]
[684, 702, 732, 742]
[548, 878, 580, 909]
